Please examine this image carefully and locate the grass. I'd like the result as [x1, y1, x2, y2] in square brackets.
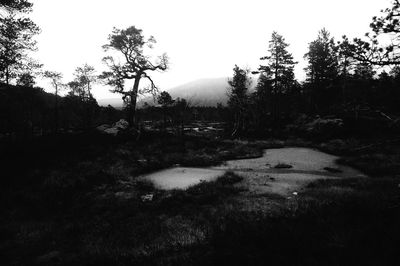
[202, 177, 400, 265]
[159, 171, 244, 210]
[2, 131, 400, 265]
[319, 137, 400, 177]
[0, 132, 256, 265]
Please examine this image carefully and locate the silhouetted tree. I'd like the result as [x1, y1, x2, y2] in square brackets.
[351, 0, 400, 66]
[69, 64, 96, 101]
[258, 31, 297, 125]
[337, 36, 356, 77]
[157, 91, 174, 107]
[0, 0, 39, 84]
[173, 97, 189, 136]
[157, 91, 174, 130]
[44, 71, 63, 132]
[100, 26, 168, 127]
[16, 71, 34, 87]
[252, 73, 273, 130]
[304, 29, 339, 112]
[227, 65, 251, 136]
[337, 35, 359, 105]
[304, 29, 338, 83]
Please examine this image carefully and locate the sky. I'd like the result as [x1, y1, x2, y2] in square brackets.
[30, 0, 391, 102]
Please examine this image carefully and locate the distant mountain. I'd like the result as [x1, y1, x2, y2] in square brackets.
[97, 97, 124, 108]
[145, 77, 256, 107]
[100, 77, 257, 108]
[166, 77, 231, 106]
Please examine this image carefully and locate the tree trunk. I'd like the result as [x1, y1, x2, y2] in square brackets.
[128, 77, 140, 127]
[5, 66, 9, 85]
[55, 84, 59, 133]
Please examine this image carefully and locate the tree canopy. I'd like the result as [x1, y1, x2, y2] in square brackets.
[0, 0, 32, 13]
[68, 64, 97, 101]
[351, 0, 400, 65]
[304, 28, 338, 83]
[259, 32, 297, 93]
[0, 0, 39, 84]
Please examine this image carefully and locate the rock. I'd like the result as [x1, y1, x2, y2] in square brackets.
[141, 194, 154, 202]
[103, 127, 119, 136]
[97, 119, 129, 136]
[96, 124, 110, 131]
[114, 119, 129, 130]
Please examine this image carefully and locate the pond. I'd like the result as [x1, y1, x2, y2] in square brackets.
[141, 147, 365, 194]
[142, 167, 224, 190]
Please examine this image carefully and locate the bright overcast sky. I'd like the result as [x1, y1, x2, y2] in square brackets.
[30, 0, 391, 101]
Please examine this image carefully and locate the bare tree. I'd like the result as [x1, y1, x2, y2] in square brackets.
[100, 26, 168, 127]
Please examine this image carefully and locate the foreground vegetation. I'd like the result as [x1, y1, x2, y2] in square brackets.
[1, 131, 400, 265]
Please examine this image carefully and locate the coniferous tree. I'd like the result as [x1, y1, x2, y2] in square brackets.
[157, 91, 174, 107]
[304, 28, 339, 112]
[258, 31, 297, 126]
[0, 0, 40, 84]
[252, 73, 273, 130]
[227, 65, 251, 136]
[157, 91, 174, 130]
[304, 28, 338, 83]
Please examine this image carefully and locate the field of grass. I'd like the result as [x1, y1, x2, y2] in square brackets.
[1, 131, 400, 265]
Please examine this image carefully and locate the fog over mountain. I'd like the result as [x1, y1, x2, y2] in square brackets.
[99, 77, 257, 108]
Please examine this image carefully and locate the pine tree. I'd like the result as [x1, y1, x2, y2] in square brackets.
[0, 0, 40, 84]
[227, 65, 251, 136]
[304, 28, 339, 112]
[100, 26, 168, 127]
[258, 31, 297, 124]
[304, 28, 338, 83]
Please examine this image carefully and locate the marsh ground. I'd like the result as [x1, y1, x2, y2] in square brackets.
[1, 132, 400, 265]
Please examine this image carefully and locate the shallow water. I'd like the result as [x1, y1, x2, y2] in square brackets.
[142, 167, 224, 190]
[212, 147, 362, 177]
[141, 147, 365, 193]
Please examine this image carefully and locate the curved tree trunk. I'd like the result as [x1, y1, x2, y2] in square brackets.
[128, 77, 140, 127]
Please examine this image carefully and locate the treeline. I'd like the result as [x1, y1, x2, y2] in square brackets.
[0, 83, 122, 140]
[1, 0, 400, 140]
[0, 81, 228, 140]
[227, 0, 400, 137]
[137, 93, 228, 134]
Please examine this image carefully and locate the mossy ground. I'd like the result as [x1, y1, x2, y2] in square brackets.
[1, 132, 400, 265]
